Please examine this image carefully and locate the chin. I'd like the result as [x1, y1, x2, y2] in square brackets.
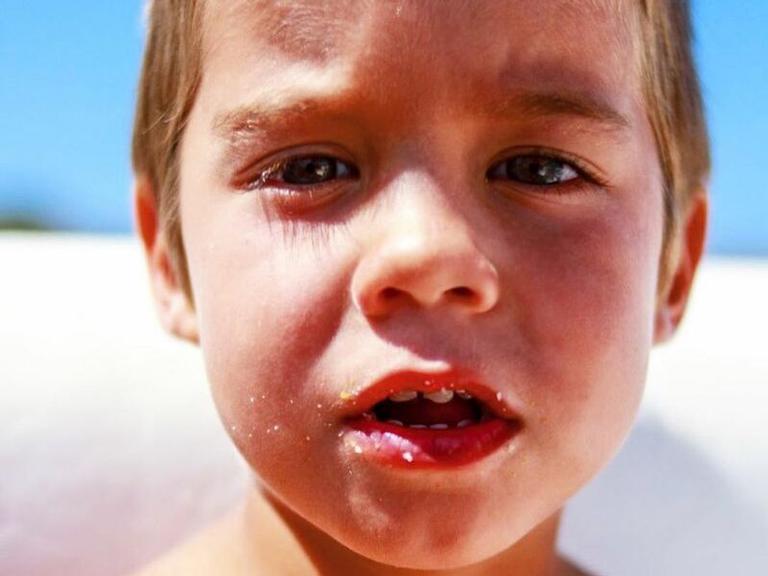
[359, 542, 489, 571]
[336, 513, 517, 571]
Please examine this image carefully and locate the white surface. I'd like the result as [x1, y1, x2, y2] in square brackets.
[0, 233, 766, 575]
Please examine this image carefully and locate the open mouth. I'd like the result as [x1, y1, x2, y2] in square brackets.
[369, 388, 490, 429]
[341, 370, 523, 468]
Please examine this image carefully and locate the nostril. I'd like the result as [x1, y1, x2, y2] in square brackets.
[444, 285, 494, 312]
[447, 286, 474, 299]
[381, 287, 403, 301]
[375, 286, 483, 312]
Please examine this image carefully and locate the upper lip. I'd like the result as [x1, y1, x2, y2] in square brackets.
[338, 367, 521, 421]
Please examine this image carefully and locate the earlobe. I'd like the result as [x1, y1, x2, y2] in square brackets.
[653, 193, 708, 344]
[134, 176, 199, 344]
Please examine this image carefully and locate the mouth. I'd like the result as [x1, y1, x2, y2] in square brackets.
[340, 369, 523, 468]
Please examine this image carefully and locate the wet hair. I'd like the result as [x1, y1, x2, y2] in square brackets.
[132, 0, 709, 300]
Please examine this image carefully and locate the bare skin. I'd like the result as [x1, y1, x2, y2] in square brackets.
[136, 484, 592, 576]
[134, 0, 707, 574]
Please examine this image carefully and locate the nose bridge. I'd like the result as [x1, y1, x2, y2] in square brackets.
[384, 171, 462, 246]
[351, 171, 500, 318]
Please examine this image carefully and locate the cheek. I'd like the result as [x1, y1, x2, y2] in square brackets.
[502, 198, 662, 478]
[183, 206, 355, 457]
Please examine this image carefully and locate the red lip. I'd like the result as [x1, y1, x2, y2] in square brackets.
[339, 368, 523, 469]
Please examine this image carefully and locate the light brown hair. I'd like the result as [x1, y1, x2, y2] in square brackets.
[132, 0, 710, 300]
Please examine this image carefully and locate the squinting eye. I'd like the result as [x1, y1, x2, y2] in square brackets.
[269, 155, 358, 186]
[488, 155, 580, 186]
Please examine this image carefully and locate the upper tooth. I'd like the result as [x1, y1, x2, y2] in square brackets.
[389, 390, 418, 402]
[423, 388, 454, 404]
[457, 390, 473, 399]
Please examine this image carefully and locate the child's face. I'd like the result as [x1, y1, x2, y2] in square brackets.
[175, 0, 664, 568]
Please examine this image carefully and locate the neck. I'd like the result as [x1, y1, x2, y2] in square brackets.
[235, 481, 568, 576]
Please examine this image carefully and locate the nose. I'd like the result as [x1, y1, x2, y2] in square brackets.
[351, 188, 500, 319]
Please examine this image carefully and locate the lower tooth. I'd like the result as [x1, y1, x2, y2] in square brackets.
[457, 419, 473, 428]
[409, 424, 427, 429]
[429, 423, 449, 430]
[386, 420, 404, 426]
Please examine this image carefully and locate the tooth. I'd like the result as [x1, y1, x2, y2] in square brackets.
[457, 390, 473, 399]
[457, 419, 473, 428]
[386, 419, 404, 427]
[408, 424, 427, 429]
[388, 390, 418, 402]
[429, 423, 449, 430]
[423, 388, 454, 404]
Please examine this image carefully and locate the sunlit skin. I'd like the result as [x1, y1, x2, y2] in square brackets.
[135, 1, 707, 574]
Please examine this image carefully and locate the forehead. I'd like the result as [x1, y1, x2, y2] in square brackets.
[203, 1, 634, 45]
[203, 0, 638, 71]
[198, 0, 642, 132]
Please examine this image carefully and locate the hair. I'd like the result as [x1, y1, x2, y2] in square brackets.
[132, 0, 710, 301]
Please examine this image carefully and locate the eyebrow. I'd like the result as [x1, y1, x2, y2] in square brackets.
[489, 90, 632, 133]
[213, 97, 334, 142]
[212, 88, 632, 147]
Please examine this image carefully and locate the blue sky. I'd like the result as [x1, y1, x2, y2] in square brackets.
[1, 1, 766, 254]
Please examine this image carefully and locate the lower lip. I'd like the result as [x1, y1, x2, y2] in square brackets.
[342, 417, 521, 468]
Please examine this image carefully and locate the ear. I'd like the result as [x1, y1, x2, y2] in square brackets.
[653, 193, 708, 344]
[134, 176, 199, 344]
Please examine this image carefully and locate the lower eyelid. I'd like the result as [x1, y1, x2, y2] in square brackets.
[491, 180, 600, 207]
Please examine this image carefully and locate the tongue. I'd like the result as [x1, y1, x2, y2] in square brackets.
[375, 397, 481, 426]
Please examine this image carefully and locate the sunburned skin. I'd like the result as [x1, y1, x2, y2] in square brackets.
[135, 0, 707, 574]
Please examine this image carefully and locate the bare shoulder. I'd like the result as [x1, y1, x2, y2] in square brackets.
[130, 513, 245, 576]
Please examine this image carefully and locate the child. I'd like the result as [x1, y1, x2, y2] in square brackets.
[132, 0, 709, 574]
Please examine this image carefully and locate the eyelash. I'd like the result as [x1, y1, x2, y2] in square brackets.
[246, 155, 358, 191]
[487, 153, 591, 188]
[243, 149, 603, 196]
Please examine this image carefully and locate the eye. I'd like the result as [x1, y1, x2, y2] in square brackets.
[259, 154, 358, 187]
[487, 154, 580, 186]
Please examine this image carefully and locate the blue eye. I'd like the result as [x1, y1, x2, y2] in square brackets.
[488, 155, 580, 186]
[268, 155, 358, 186]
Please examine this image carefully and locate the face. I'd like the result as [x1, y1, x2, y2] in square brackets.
[176, 0, 663, 569]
